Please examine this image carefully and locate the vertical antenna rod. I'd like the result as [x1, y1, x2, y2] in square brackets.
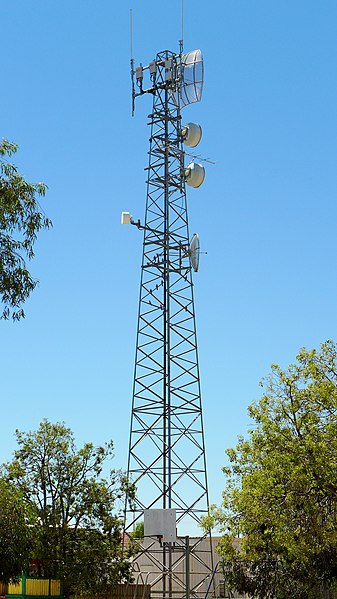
[130, 8, 135, 116]
[180, 0, 184, 54]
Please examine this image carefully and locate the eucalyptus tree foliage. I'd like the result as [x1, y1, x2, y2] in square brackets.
[5, 420, 135, 596]
[0, 478, 36, 583]
[0, 140, 51, 320]
[205, 340, 337, 599]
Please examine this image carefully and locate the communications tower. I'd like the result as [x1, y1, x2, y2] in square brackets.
[122, 39, 213, 599]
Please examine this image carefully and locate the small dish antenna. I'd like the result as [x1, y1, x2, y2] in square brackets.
[181, 123, 202, 148]
[189, 233, 200, 272]
[185, 162, 205, 188]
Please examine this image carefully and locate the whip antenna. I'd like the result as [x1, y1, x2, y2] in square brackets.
[130, 8, 135, 116]
[180, 0, 184, 53]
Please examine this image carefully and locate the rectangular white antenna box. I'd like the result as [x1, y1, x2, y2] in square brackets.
[144, 508, 177, 541]
[121, 211, 132, 225]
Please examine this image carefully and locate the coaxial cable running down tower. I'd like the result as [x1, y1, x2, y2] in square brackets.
[122, 43, 213, 599]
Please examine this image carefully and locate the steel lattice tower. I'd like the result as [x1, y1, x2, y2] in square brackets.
[123, 46, 213, 599]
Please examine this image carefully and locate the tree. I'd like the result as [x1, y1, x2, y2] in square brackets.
[208, 340, 337, 599]
[0, 478, 36, 583]
[0, 139, 51, 320]
[4, 420, 135, 596]
[130, 521, 144, 539]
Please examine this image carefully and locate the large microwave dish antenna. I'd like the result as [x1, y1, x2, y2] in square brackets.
[190, 233, 200, 272]
[179, 49, 204, 108]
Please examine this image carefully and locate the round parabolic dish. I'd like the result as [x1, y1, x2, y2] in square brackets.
[190, 233, 200, 272]
[185, 162, 205, 188]
[179, 49, 204, 108]
[182, 123, 202, 148]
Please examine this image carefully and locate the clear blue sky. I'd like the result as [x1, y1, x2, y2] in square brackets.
[1, 0, 336, 521]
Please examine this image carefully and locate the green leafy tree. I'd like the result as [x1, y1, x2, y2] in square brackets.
[0, 478, 36, 583]
[0, 140, 51, 320]
[209, 340, 337, 599]
[130, 521, 144, 539]
[4, 420, 135, 596]
[128, 520, 144, 554]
